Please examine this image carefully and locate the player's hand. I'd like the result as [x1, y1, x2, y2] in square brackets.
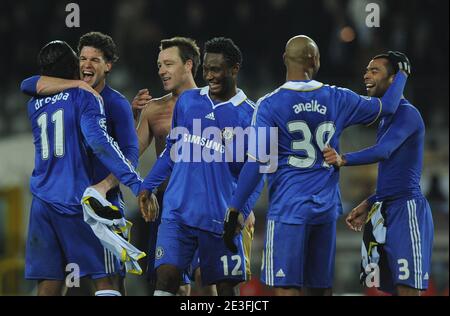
[223, 207, 244, 254]
[77, 80, 102, 100]
[82, 190, 123, 221]
[132, 88, 152, 113]
[345, 200, 369, 232]
[244, 210, 255, 230]
[387, 51, 411, 77]
[138, 190, 159, 222]
[323, 145, 346, 167]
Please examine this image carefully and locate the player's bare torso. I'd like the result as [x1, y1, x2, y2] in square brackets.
[143, 93, 176, 156]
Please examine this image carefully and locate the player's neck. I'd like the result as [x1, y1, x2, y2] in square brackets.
[286, 66, 313, 81]
[173, 78, 197, 97]
[209, 86, 237, 103]
[95, 80, 106, 94]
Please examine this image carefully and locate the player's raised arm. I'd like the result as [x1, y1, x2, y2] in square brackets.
[372, 51, 411, 117]
[20, 75, 100, 98]
[338, 51, 411, 128]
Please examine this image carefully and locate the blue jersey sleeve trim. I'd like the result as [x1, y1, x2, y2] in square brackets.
[20, 75, 40, 96]
[366, 98, 382, 127]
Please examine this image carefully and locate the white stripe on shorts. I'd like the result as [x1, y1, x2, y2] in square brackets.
[265, 220, 274, 286]
[407, 199, 422, 289]
[104, 248, 109, 274]
[411, 200, 423, 289]
[109, 249, 115, 273]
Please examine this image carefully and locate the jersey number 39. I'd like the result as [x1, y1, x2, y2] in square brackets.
[287, 121, 336, 168]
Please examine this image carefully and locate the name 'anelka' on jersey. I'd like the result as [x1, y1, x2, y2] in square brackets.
[292, 99, 327, 115]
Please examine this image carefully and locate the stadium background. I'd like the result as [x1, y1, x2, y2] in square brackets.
[0, 0, 448, 295]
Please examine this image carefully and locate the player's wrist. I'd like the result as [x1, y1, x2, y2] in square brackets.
[76, 80, 88, 88]
[228, 207, 238, 213]
[340, 154, 347, 166]
[90, 183, 108, 198]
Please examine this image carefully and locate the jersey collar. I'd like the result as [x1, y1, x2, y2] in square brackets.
[281, 80, 323, 91]
[200, 86, 247, 109]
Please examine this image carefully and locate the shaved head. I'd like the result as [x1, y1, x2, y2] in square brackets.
[284, 35, 320, 79]
[285, 35, 319, 62]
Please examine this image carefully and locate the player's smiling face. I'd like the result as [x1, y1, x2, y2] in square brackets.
[364, 58, 394, 97]
[158, 46, 190, 92]
[203, 53, 236, 101]
[79, 46, 111, 91]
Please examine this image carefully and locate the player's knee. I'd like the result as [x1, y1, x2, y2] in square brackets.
[93, 275, 121, 293]
[156, 264, 182, 294]
[216, 280, 239, 296]
[37, 280, 64, 296]
[396, 284, 421, 296]
[274, 287, 302, 296]
[194, 269, 217, 296]
[304, 287, 332, 296]
[177, 284, 191, 296]
[194, 268, 202, 285]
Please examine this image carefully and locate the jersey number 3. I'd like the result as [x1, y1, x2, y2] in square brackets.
[37, 109, 65, 160]
[287, 121, 336, 168]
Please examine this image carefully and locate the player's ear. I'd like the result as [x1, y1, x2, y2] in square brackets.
[185, 59, 193, 74]
[105, 62, 112, 74]
[388, 74, 395, 84]
[231, 63, 240, 76]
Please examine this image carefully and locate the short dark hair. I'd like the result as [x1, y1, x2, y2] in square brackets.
[204, 37, 243, 68]
[372, 53, 395, 76]
[160, 37, 201, 77]
[38, 40, 78, 79]
[78, 31, 119, 63]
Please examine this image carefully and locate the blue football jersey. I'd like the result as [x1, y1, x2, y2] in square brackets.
[252, 80, 385, 224]
[345, 99, 426, 202]
[92, 85, 139, 205]
[20, 77, 139, 209]
[143, 87, 260, 234]
[28, 88, 142, 215]
[376, 101, 424, 201]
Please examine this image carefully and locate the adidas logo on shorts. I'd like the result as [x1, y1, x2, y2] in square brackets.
[276, 269, 285, 277]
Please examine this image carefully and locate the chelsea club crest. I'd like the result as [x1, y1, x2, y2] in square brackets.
[221, 127, 234, 141]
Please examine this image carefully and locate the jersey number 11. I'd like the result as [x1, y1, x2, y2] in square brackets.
[37, 109, 65, 160]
